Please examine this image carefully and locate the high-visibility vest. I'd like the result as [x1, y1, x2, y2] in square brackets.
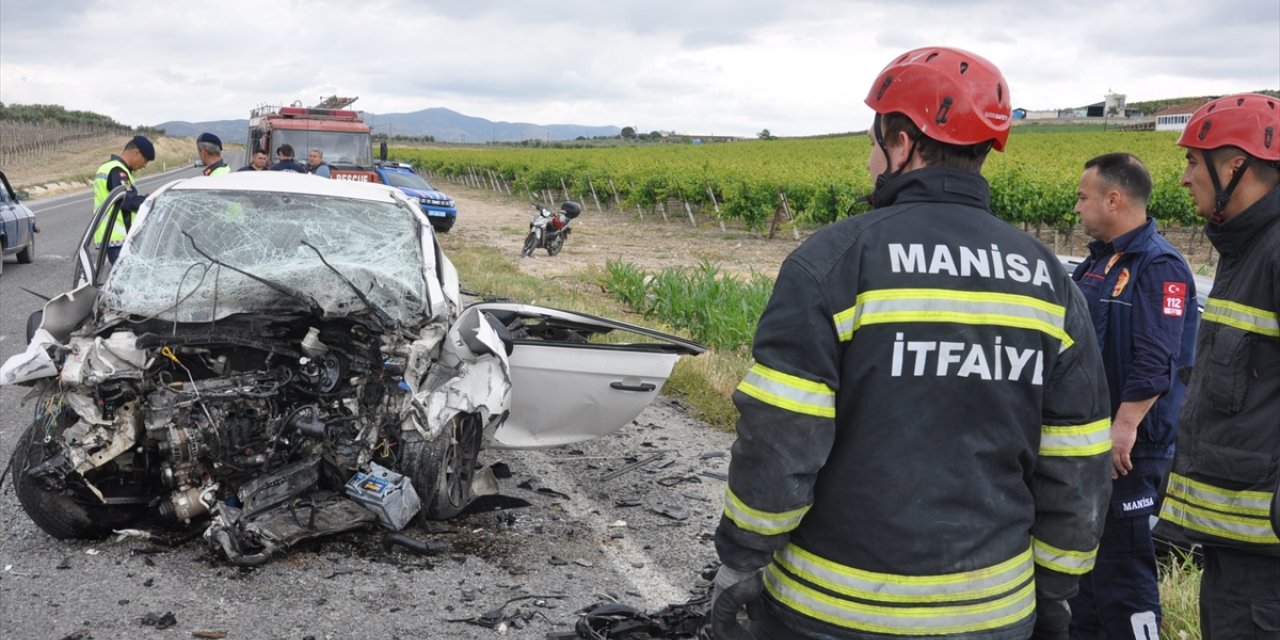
[92, 158, 134, 246]
[203, 160, 231, 177]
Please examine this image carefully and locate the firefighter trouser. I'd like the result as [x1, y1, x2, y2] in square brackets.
[1069, 457, 1166, 640]
[746, 591, 1036, 640]
[1200, 546, 1280, 640]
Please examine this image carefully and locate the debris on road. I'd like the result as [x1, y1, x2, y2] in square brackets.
[650, 505, 689, 521]
[446, 594, 566, 630]
[557, 590, 712, 639]
[600, 453, 667, 482]
[382, 531, 448, 556]
[139, 611, 178, 629]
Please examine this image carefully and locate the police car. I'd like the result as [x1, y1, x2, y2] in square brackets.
[372, 161, 457, 232]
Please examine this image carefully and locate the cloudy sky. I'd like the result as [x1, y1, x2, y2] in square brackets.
[1, 0, 1277, 137]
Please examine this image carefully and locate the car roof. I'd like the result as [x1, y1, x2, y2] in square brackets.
[167, 171, 403, 203]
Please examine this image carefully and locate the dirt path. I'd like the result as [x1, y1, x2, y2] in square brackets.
[439, 182, 804, 280]
[437, 181, 1218, 279]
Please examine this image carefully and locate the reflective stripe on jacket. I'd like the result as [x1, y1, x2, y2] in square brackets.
[92, 157, 134, 246]
[716, 168, 1113, 638]
[1161, 187, 1280, 554]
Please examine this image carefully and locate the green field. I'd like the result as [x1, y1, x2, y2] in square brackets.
[390, 129, 1195, 230]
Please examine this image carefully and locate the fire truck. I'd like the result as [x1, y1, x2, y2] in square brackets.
[247, 96, 378, 182]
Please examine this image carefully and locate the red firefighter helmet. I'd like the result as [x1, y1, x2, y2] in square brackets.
[1177, 93, 1280, 161]
[864, 46, 1012, 152]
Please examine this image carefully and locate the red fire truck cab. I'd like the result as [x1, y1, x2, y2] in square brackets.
[248, 96, 378, 182]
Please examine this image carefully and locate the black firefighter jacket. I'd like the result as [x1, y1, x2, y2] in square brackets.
[716, 167, 1113, 639]
[1160, 186, 1280, 554]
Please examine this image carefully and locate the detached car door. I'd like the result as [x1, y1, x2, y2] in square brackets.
[470, 302, 706, 449]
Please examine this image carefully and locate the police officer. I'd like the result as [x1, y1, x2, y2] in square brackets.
[196, 133, 230, 176]
[1156, 93, 1280, 639]
[710, 46, 1112, 640]
[1067, 153, 1198, 639]
[92, 135, 153, 263]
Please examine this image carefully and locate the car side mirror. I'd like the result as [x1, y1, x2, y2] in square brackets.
[16, 191, 31, 201]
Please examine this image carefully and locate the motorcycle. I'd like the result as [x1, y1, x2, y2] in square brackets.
[521, 201, 581, 258]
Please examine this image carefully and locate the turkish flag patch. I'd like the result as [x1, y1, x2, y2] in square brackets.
[1163, 282, 1187, 317]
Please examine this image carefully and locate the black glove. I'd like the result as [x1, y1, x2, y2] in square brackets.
[1031, 598, 1071, 640]
[710, 565, 762, 640]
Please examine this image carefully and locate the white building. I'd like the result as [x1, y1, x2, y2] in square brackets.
[1155, 98, 1216, 132]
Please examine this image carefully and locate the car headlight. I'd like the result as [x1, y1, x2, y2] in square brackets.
[419, 197, 454, 208]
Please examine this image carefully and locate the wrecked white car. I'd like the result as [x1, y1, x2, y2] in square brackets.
[1, 172, 704, 565]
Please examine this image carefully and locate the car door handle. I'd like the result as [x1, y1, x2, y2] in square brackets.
[610, 381, 656, 392]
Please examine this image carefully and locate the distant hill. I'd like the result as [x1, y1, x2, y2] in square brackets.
[154, 119, 247, 145]
[156, 107, 620, 144]
[1126, 90, 1278, 115]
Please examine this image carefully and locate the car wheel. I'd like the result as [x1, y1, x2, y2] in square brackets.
[11, 404, 146, 539]
[546, 232, 565, 256]
[521, 232, 538, 258]
[16, 232, 34, 264]
[400, 414, 483, 521]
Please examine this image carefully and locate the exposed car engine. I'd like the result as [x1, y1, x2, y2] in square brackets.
[16, 315, 442, 563]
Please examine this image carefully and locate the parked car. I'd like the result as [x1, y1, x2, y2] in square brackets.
[373, 161, 457, 232]
[0, 169, 37, 276]
[0, 172, 703, 564]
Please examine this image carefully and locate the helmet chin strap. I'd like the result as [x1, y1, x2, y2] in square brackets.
[1202, 149, 1253, 225]
[864, 113, 919, 207]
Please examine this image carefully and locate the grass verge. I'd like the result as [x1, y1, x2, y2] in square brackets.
[1159, 551, 1202, 639]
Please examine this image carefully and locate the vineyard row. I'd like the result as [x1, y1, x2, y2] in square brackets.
[389, 131, 1201, 229]
[0, 121, 123, 166]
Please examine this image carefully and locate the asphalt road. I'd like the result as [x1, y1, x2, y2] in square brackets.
[0, 158, 731, 639]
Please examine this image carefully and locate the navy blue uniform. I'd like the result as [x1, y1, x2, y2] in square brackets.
[271, 159, 308, 173]
[1069, 218, 1198, 640]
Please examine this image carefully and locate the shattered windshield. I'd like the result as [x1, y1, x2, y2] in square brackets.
[100, 189, 428, 325]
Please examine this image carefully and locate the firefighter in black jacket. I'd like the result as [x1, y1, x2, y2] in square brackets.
[710, 47, 1113, 640]
[1156, 93, 1280, 639]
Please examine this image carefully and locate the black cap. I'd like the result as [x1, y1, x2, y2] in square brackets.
[197, 132, 222, 151]
[130, 135, 156, 161]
